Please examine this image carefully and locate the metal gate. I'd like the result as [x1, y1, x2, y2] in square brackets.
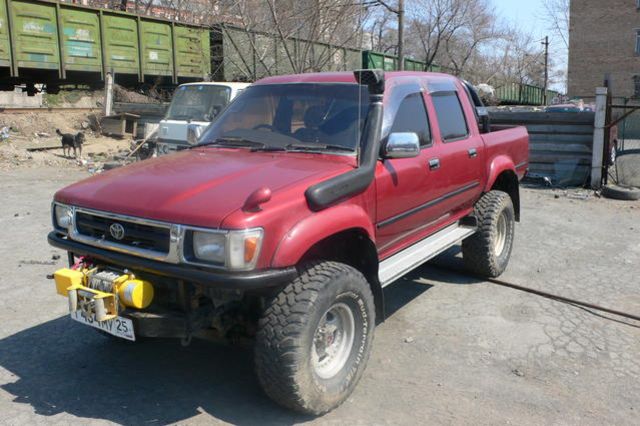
[605, 96, 640, 188]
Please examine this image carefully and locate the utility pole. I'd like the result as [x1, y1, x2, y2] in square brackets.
[397, 0, 404, 70]
[372, 0, 405, 70]
[542, 36, 549, 106]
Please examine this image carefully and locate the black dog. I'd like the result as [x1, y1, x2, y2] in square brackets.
[56, 129, 85, 158]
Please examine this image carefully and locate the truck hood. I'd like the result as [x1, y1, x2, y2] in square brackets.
[55, 149, 354, 228]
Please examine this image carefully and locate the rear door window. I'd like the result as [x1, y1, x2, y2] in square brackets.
[432, 92, 469, 142]
[389, 93, 431, 147]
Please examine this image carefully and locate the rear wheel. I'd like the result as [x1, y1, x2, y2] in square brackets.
[462, 190, 515, 277]
[255, 261, 375, 415]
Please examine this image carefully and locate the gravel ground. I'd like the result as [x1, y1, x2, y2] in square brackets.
[0, 167, 638, 425]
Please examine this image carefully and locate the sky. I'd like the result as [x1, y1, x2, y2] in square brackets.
[492, 0, 549, 40]
[492, 0, 568, 91]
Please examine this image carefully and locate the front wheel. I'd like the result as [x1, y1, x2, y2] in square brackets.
[255, 261, 375, 415]
[462, 190, 515, 277]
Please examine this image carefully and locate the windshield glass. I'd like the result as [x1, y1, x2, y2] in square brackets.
[198, 83, 369, 152]
[166, 85, 231, 121]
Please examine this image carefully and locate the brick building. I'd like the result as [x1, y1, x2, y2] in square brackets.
[568, 0, 640, 98]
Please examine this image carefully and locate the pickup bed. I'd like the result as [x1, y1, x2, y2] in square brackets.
[48, 70, 528, 415]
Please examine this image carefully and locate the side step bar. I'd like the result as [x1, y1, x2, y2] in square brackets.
[378, 222, 476, 287]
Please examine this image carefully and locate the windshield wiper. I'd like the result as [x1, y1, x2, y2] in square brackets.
[285, 143, 354, 153]
[193, 138, 286, 152]
[193, 138, 265, 149]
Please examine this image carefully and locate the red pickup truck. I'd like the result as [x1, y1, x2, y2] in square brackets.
[49, 70, 528, 415]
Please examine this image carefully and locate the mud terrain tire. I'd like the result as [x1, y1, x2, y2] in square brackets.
[462, 190, 515, 278]
[255, 261, 375, 415]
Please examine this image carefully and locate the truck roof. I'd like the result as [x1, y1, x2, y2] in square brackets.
[254, 71, 459, 86]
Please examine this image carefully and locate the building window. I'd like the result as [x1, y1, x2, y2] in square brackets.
[636, 30, 640, 54]
[634, 76, 640, 98]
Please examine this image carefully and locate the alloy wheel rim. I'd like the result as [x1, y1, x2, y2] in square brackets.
[494, 211, 508, 256]
[311, 302, 356, 379]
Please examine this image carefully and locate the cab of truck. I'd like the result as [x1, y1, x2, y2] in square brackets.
[156, 82, 250, 155]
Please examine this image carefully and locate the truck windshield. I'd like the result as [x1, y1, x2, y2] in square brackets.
[165, 85, 231, 122]
[198, 83, 369, 152]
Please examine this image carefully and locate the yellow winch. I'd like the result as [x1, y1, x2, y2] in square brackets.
[54, 267, 154, 321]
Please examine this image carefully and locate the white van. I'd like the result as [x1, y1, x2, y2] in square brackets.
[156, 82, 250, 155]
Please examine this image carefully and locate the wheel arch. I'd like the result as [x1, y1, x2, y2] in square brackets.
[485, 157, 520, 221]
[297, 228, 384, 322]
[270, 205, 383, 320]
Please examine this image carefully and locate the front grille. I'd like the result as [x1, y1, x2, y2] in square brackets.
[75, 212, 170, 254]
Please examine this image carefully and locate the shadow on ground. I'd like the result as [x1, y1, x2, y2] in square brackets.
[0, 247, 483, 425]
[0, 317, 310, 425]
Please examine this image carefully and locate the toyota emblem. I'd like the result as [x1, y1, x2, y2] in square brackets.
[109, 223, 125, 240]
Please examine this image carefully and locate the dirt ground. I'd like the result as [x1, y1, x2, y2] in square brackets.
[0, 164, 638, 425]
[0, 111, 133, 171]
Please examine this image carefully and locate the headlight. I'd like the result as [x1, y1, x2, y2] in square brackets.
[54, 204, 73, 230]
[192, 231, 226, 264]
[190, 228, 263, 271]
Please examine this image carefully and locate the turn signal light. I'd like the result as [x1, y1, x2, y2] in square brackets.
[244, 236, 259, 263]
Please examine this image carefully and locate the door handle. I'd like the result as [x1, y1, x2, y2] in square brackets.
[468, 148, 478, 158]
[428, 158, 440, 170]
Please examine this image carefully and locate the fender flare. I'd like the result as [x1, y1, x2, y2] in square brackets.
[271, 204, 375, 268]
[484, 155, 517, 192]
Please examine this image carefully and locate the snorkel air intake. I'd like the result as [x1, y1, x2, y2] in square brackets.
[305, 70, 385, 211]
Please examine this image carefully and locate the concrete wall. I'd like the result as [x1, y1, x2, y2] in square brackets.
[0, 91, 43, 108]
[0, 90, 101, 109]
[568, 0, 640, 98]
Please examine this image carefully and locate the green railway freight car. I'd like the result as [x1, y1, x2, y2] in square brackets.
[495, 82, 559, 106]
[0, 0, 210, 89]
[361, 51, 446, 73]
[0, 0, 9, 68]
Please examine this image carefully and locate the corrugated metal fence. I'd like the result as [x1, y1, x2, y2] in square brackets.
[490, 112, 595, 186]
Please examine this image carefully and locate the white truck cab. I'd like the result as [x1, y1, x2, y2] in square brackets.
[156, 82, 250, 155]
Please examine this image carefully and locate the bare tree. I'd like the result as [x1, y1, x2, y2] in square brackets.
[362, 5, 396, 53]
[217, 0, 373, 80]
[483, 29, 546, 88]
[407, 0, 476, 69]
[542, 0, 569, 50]
[442, 0, 502, 77]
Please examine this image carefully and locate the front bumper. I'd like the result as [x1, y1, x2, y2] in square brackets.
[48, 231, 297, 289]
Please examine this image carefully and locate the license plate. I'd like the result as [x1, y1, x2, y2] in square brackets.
[70, 311, 135, 341]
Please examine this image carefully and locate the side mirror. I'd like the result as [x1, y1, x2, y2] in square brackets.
[187, 124, 204, 145]
[476, 107, 491, 134]
[382, 132, 420, 159]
